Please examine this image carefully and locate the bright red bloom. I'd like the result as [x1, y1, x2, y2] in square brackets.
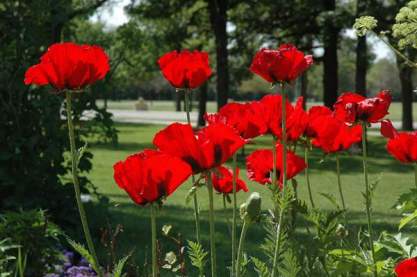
[153, 123, 245, 174]
[259, 94, 292, 138]
[158, 50, 212, 89]
[312, 116, 362, 153]
[250, 44, 313, 83]
[287, 97, 309, 141]
[395, 257, 417, 277]
[24, 42, 110, 90]
[246, 144, 306, 187]
[334, 90, 392, 124]
[304, 106, 333, 138]
[204, 101, 267, 139]
[259, 95, 308, 141]
[210, 166, 248, 194]
[113, 150, 192, 206]
[381, 120, 417, 163]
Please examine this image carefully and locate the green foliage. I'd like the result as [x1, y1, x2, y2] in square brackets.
[251, 256, 270, 277]
[393, 1, 417, 49]
[112, 253, 131, 277]
[0, 0, 114, 231]
[187, 240, 208, 276]
[67, 238, 100, 273]
[0, 238, 20, 277]
[0, 210, 62, 276]
[278, 248, 302, 277]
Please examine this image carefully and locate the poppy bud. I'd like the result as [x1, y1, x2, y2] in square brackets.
[240, 192, 261, 223]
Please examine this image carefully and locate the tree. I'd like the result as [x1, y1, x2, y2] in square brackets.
[207, 0, 229, 109]
[355, 0, 368, 96]
[0, 0, 112, 229]
[322, 0, 340, 107]
[366, 0, 413, 129]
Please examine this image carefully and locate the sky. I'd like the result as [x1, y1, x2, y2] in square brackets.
[91, 0, 393, 60]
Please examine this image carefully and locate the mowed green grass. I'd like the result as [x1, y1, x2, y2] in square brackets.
[87, 123, 414, 275]
[97, 100, 416, 122]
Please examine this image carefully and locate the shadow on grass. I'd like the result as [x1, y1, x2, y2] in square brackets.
[82, 202, 402, 277]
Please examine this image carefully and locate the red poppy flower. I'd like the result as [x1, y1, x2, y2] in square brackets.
[113, 150, 192, 206]
[395, 257, 417, 277]
[210, 166, 248, 194]
[158, 50, 212, 89]
[286, 97, 309, 141]
[24, 42, 110, 90]
[250, 44, 313, 83]
[246, 144, 306, 187]
[204, 101, 267, 139]
[259, 94, 293, 138]
[312, 116, 362, 153]
[304, 106, 333, 138]
[259, 95, 308, 141]
[153, 122, 245, 174]
[334, 90, 392, 124]
[381, 120, 417, 163]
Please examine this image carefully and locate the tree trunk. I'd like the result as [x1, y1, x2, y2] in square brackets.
[208, 0, 229, 110]
[198, 83, 208, 127]
[355, 36, 367, 95]
[300, 72, 308, 110]
[175, 92, 182, 112]
[355, 0, 367, 96]
[322, 0, 339, 107]
[397, 57, 414, 130]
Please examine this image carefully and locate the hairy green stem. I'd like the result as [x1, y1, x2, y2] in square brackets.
[271, 83, 288, 277]
[150, 204, 158, 277]
[361, 122, 377, 277]
[414, 163, 417, 189]
[231, 153, 238, 276]
[236, 221, 248, 277]
[336, 154, 346, 210]
[65, 92, 103, 277]
[222, 195, 232, 236]
[304, 144, 315, 208]
[207, 171, 217, 277]
[184, 90, 201, 243]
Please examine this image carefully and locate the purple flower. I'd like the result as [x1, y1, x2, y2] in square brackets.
[65, 266, 97, 277]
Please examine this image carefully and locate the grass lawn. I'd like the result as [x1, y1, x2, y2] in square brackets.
[86, 122, 414, 275]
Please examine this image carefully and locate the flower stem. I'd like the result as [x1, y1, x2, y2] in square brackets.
[336, 153, 346, 210]
[184, 90, 201, 243]
[65, 92, 103, 277]
[271, 83, 287, 277]
[207, 171, 217, 277]
[231, 153, 238, 277]
[361, 122, 377, 277]
[414, 163, 417, 189]
[304, 144, 315, 208]
[236, 221, 248, 277]
[150, 204, 158, 277]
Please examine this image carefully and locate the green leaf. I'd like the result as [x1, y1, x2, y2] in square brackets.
[251, 256, 270, 277]
[113, 254, 131, 277]
[319, 193, 340, 209]
[187, 240, 208, 276]
[185, 186, 197, 205]
[67, 238, 99, 273]
[76, 142, 88, 167]
[399, 209, 417, 230]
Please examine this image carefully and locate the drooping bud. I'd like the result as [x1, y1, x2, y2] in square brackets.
[240, 192, 261, 223]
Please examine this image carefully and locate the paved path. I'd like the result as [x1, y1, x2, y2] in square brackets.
[107, 109, 199, 125]
[84, 109, 416, 135]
